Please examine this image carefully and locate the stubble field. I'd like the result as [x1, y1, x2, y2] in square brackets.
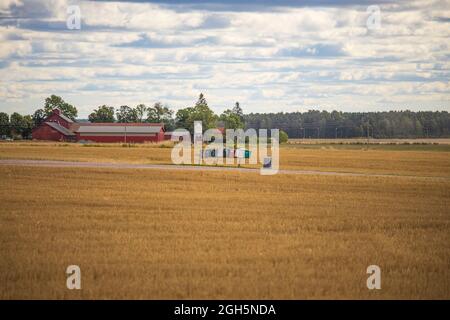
[0, 141, 449, 299]
[1, 140, 450, 177]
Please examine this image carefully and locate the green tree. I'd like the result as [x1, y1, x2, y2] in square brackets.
[175, 107, 194, 131]
[176, 94, 218, 133]
[192, 93, 218, 130]
[89, 105, 115, 123]
[232, 101, 244, 121]
[279, 130, 288, 143]
[22, 115, 34, 138]
[414, 119, 423, 137]
[0, 112, 9, 137]
[146, 102, 174, 130]
[116, 105, 138, 123]
[191, 103, 218, 131]
[220, 109, 244, 129]
[175, 94, 218, 133]
[135, 104, 148, 123]
[196, 93, 208, 107]
[10, 112, 27, 138]
[32, 109, 46, 128]
[43, 95, 78, 120]
[176, 93, 218, 133]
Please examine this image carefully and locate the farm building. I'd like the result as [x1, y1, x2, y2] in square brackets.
[32, 108, 165, 143]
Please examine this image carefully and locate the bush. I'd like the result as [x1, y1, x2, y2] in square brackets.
[279, 130, 289, 144]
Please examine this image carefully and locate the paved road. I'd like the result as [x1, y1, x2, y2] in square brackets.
[0, 159, 447, 180]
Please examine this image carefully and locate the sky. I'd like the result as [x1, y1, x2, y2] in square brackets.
[0, 0, 449, 117]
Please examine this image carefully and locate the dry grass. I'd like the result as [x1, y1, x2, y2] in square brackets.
[0, 165, 449, 299]
[0, 141, 173, 165]
[1, 141, 449, 178]
[280, 147, 450, 178]
[288, 138, 450, 145]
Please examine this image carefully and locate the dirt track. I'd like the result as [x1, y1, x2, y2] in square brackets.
[1, 159, 448, 180]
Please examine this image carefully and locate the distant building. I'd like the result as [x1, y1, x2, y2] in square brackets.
[32, 109, 165, 143]
[164, 131, 191, 141]
[164, 131, 173, 140]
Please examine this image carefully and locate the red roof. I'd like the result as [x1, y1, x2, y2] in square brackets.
[45, 122, 76, 136]
[76, 123, 163, 127]
[70, 122, 164, 132]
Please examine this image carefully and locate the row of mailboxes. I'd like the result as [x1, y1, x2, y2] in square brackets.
[203, 148, 251, 159]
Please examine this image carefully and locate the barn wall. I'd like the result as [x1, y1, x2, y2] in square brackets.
[158, 130, 165, 141]
[32, 125, 66, 141]
[76, 133, 163, 143]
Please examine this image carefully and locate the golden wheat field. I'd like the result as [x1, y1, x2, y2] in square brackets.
[0, 141, 449, 299]
[1, 141, 450, 177]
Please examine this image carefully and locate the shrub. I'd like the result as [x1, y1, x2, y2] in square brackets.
[279, 130, 289, 144]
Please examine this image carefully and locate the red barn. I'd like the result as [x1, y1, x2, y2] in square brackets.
[32, 109, 77, 142]
[32, 109, 165, 143]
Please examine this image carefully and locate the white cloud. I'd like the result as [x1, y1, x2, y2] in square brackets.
[0, 0, 449, 116]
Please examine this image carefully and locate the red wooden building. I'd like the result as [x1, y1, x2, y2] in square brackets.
[32, 109, 165, 143]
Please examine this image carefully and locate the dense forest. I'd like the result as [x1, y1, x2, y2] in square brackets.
[1, 94, 449, 139]
[244, 110, 450, 139]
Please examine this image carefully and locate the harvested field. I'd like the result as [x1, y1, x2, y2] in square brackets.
[0, 164, 449, 299]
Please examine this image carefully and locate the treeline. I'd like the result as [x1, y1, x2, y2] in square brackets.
[0, 94, 246, 139]
[1, 94, 449, 139]
[0, 112, 34, 140]
[245, 110, 450, 138]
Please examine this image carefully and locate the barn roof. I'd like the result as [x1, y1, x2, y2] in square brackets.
[58, 113, 74, 123]
[76, 123, 163, 127]
[75, 123, 164, 134]
[53, 109, 74, 123]
[45, 121, 76, 136]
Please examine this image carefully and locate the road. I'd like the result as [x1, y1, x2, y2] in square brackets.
[1, 159, 448, 180]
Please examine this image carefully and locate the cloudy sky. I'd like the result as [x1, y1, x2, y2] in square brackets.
[0, 0, 449, 117]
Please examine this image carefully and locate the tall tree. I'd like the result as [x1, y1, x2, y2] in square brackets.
[176, 94, 218, 133]
[135, 104, 148, 123]
[196, 93, 208, 107]
[232, 101, 244, 121]
[146, 102, 174, 130]
[22, 115, 34, 138]
[175, 107, 194, 131]
[116, 105, 138, 123]
[10, 112, 27, 137]
[43, 95, 78, 120]
[220, 109, 244, 129]
[32, 109, 46, 128]
[0, 112, 9, 137]
[191, 93, 218, 130]
[89, 105, 115, 123]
